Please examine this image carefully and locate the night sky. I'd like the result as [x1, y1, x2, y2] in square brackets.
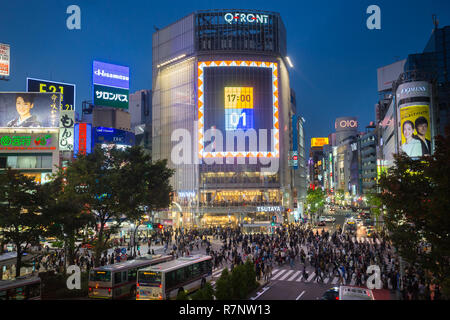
[1, 0, 450, 155]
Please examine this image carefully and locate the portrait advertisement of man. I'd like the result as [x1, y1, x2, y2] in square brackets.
[399, 105, 432, 159]
[414, 116, 432, 156]
[0, 92, 60, 128]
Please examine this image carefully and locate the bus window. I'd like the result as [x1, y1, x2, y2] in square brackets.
[176, 268, 186, 283]
[128, 268, 137, 282]
[114, 272, 122, 285]
[10, 287, 26, 300]
[192, 263, 201, 277]
[27, 283, 41, 299]
[0, 290, 6, 300]
[166, 271, 177, 289]
[139, 271, 161, 285]
[122, 271, 127, 282]
[90, 270, 111, 282]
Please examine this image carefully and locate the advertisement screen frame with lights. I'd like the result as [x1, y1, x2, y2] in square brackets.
[197, 60, 279, 159]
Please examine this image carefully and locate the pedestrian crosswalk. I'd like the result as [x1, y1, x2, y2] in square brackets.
[351, 237, 381, 245]
[269, 268, 344, 285]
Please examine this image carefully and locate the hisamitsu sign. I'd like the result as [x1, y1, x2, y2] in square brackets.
[93, 61, 129, 89]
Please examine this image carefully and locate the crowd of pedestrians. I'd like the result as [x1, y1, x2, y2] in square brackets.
[5, 222, 441, 300]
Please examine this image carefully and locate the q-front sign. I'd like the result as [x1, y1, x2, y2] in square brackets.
[224, 12, 269, 24]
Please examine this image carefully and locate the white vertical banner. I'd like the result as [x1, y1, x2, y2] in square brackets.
[0, 43, 10, 77]
[59, 110, 75, 151]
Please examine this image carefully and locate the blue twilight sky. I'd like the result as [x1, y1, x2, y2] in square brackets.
[1, 0, 450, 155]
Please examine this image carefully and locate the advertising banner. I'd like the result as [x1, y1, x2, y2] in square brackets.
[335, 117, 358, 131]
[93, 61, 129, 89]
[93, 126, 135, 146]
[0, 131, 58, 152]
[397, 81, 430, 102]
[93, 84, 129, 109]
[59, 110, 75, 151]
[27, 78, 76, 111]
[0, 43, 10, 77]
[311, 137, 329, 148]
[0, 92, 60, 128]
[74, 123, 92, 157]
[399, 105, 432, 158]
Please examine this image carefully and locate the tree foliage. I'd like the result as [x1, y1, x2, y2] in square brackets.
[379, 126, 450, 297]
[0, 169, 47, 277]
[306, 188, 325, 213]
[54, 145, 174, 266]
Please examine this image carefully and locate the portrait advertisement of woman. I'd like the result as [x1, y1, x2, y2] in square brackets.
[0, 92, 60, 128]
[401, 120, 422, 158]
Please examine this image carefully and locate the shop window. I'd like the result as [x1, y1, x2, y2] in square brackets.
[0, 156, 7, 168]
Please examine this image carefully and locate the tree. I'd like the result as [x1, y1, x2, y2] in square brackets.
[214, 268, 233, 300]
[0, 169, 47, 277]
[190, 282, 214, 300]
[365, 191, 382, 229]
[306, 188, 326, 222]
[243, 259, 258, 292]
[378, 126, 450, 298]
[230, 264, 248, 299]
[57, 145, 174, 266]
[41, 173, 95, 268]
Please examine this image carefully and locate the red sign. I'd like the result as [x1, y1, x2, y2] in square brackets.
[79, 123, 87, 155]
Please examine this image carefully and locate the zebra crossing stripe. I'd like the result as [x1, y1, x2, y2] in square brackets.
[296, 275, 303, 282]
[279, 270, 294, 281]
[331, 277, 339, 284]
[306, 272, 316, 282]
[323, 278, 330, 284]
[271, 270, 286, 280]
[350, 278, 356, 286]
[272, 269, 279, 274]
[288, 271, 301, 281]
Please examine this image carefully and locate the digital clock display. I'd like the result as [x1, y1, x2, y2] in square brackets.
[225, 87, 254, 130]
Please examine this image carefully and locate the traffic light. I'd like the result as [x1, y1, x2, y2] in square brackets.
[158, 223, 163, 230]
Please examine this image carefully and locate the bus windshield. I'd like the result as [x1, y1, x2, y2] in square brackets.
[138, 271, 161, 285]
[90, 270, 111, 282]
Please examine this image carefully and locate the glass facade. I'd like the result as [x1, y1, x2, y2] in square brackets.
[195, 10, 286, 57]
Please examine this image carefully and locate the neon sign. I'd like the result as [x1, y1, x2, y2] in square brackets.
[0, 134, 56, 150]
[224, 13, 269, 24]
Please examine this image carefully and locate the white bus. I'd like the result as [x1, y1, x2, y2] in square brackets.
[0, 276, 41, 300]
[136, 254, 212, 300]
[88, 254, 172, 299]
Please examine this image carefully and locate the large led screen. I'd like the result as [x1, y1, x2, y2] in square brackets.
[198, 61, 279, 159]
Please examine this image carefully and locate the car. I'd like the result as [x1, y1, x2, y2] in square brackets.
[321, 287, 339, 300]
[339, 286, 374, 300]
[319, 216, 327, 222]
[317, 221, 326, 226]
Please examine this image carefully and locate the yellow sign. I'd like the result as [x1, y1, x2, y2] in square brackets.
[311, 137, 329, 148]
[224, 87, 253, 109]
[399, 105, 431, 157]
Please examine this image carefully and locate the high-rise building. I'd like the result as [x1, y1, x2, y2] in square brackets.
[129, 90, 152, 154]
[152, 10, 293, 228]
[358, 122, 377, 195]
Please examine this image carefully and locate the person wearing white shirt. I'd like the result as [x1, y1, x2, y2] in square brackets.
[401, 120, 422, 158]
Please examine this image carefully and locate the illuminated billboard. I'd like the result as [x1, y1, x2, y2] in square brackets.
[399, 105, 431, 158]
[27, 78, 76, 111]
[93, 61, 129, 89]
[311, 137, 329, 148]
[93, 84, 129, 109]
[74, 123, 92, 157]
[335, 117, 358, 131]
[0, 43, 10, 77]
[0, 92, 60, 128]
[0, 131, 58, 152]
[93, 127, 135, 146]
[198, 60, 279, 158]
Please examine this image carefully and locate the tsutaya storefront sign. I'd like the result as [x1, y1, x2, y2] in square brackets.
[224, 12, 269, 24]
[257, 206, 283, 212]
